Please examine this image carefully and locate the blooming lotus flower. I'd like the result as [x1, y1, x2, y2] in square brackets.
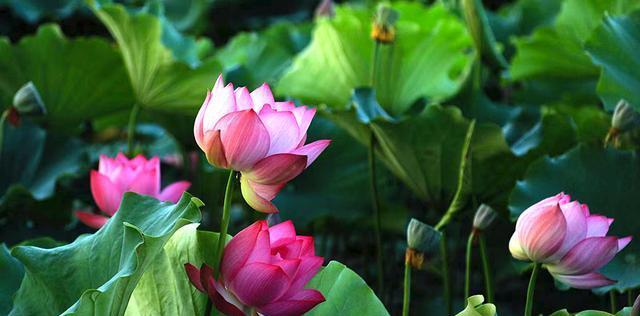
[509, 193, 632, 289]
[185, 220, 325, 316]
[194, 75, 330, 213]
[75, 153, 191, 228]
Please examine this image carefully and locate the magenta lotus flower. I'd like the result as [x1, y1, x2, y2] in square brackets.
[75, 153, 191, 229]
[194, 75, 330, 213]
[509, 193, 632, 289]
[185, 220, 325, 316]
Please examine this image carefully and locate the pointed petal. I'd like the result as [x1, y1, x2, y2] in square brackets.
[158, 181, 191, 202]
[184, 263, 205, 292]
[294, 106, 316, 140]
[90, 170, 124, 216]
[128, 162, 160, 197]
[194, 90, 212, 149]
[240, 176, 282, 213]
[203, 79, 236, 131]
[552, 272, 616, 289]
[214, 110, 270, 170]
[258, 108, 301, 155]
[297, 236, 316, 257]
[550, 237, 618, 275]
[273, 258, 301, 279]
[291, 140, 331, 167]
[244, 154, 307, 185]
[230, 262, 291, 307]
[244, 229, 272, 265]
[283, 255, 323, 297]
[235, 87, 254, 110]
[250, 83, 275, 112]
[221, 221, 267, 282]
[586, 215, 613, 238]
[269, 220, 297, 249]
[618, 236, 632, 252]
[258, 289, 325, 316]
[516, 203, 567, 262]
[549, 201, 588, 261]
[75, 211, 109, 229]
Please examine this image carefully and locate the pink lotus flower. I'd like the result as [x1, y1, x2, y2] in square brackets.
[75, 153, 191, 228]
[185, 220, 325, 316]
[509, 193, 632, 289]
[194, 75, 330, 213]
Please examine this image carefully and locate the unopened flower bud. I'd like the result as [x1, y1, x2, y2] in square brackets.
[632, 294, 640, 316]
[314, 0, 335, 19]
[371, 4, 398, 44]
[473, 204, 497, 231]
[612, 100, 640, 133]
[406, 218, 441, 254]
[13, 81, 46, 117]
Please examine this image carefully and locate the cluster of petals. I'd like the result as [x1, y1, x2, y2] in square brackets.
[194, 75, 330, 213]
[185, 220, 325, 316]
[75, 153, 191, 228]
[509, 193, 632, 289]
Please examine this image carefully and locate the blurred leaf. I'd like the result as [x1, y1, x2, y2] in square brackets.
[455, 295, 497, 316]
[510, 145, 640, 290]
[585, 11, 640, 111]
[351, 87, 393, 124]
[278, 2, 473, 115]
[306, 261, 389, 316]
[461, 0, 507, 69]
[124, 224, 222, 315]
[0, 24, 134, 131]
[551, 309, 631, 316]
[2, 0, 81, 23]
[8, 193, 201, 315]
[162, 0, 210, 31]
[0, 244, 23, 315]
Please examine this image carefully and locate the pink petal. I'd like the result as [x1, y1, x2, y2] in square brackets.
[273, 258, 301, 279]
[244, 229, 272, 266]
[275, 101, 296, 112]
[250, 83, 275, 112]
[531, 193, 571, 210]
[214, 110, 270, 170]
[208, 278, 246, 316]
[221, 221, 267, 282]
[586, 215, 613, 238]
[297, 236, 316, 257]
[618, 236, 632, 252]
[549, 201, 588, 261]
[508, 233, 529, 260]
[283, 256, 323, 298]
[235, 87, 254, 110]
[551, 272, 616, 289]
[516, 203, 567, 262]
[202, 129, 228, 168]
[550, 237, 618, 275]
[258, 289, 325, 316]
[240, 176, 283, 213]
[293, 106, 316, 140]
[127, 162, 160, 197]
[230, 262, 291, 307]
[158, 181, 191, 202]
[204, 79, 237, 131]
[75, 211, 109, 229]
[90, 170, 124, 216]
[275, 240, 303, 260]
[184, 263, 205, 292]
[244, 154, 307, 185]
[258, 107, 301, 155]
[194, 90, 212, 150]
[269, 220, 297, 249]
[291, 140, 331, 167]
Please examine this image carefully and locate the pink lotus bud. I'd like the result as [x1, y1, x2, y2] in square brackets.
[185, 220, 326, 315]
[509, 193, 632, 289]
[75, 153, 191, 229]
[194, 75, 331, 213]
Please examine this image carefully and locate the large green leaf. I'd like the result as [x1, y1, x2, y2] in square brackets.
[510, 145, 640, 291]
[125, 224, 220, 316]
[9, 193, 201, 315]
[0, 244, 23, 315]
[278, 2, 473, 115]
[306, 261, 388, 316]
[0, 24, 134, 131]
[585, 11, 640, 111]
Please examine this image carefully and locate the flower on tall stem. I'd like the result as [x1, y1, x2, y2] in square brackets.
[510, 193, 632, 316]
[75, 153, 191, 228]
[194, 75, 330, 213]
[185, 220, 325, 316]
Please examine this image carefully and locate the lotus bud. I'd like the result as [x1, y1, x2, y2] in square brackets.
[371, 4, 398, 44]
[314, 0, 335, 19]
[612, 100, 640, 133]
[13, 82, 46, 117]
[473, 204, 497, 231]
[632, 294, 640, 316]
[406, 218, 441, 269]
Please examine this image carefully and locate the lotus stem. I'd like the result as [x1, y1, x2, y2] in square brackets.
[611, 291, 617, 314]
[402, 257, 412, 316]
[525, 263, 541, 316]
[368, 131, 385, 296]
[441, 231, 452, 314]
[464, 229, 476, 299]
[214, 170, 237, 276]
[127, 103, 141, 156]
[478, 233, 494, 302]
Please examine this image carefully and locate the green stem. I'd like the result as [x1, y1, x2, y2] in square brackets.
[478, 233, 494, 303]
[464, 230, 475, 299]
[441, 231, 452, 315]
[524, 263, 541, 316]
[214, 170, 237, 277]
[370, 42, 381, 86]
[0, 109, 8, 161]
[127, 103, 141, 157]
[628, 289, 634, 306]
[402, 259, 412, 316]
[611, 291, 618, 314]
[368, 131, 385, 296]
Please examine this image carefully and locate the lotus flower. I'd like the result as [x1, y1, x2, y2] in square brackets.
[185, 220, 325, 316]
[194, 75, 330, 213]
[509, 193, 632, 289]
[75, 153, 191, 228]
